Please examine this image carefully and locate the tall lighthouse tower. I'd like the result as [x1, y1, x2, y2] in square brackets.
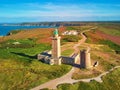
[52, 28, 61, 65]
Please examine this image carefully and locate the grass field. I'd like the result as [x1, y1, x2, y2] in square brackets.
[98, 23, 120, 36]
[0, 23, 120, 90]
[72, 43, 120, 80]
[58, 67, 120, 90]
[85, 29, 120, 53]
[71, 23, 120, 81]
[66, 26, 94, 32]
[0, 26, 66, 44]
[61, 49, 74, 56]
[0, 39, 71, 90]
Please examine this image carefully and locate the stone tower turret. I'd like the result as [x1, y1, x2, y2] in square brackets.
[80, 49, 91, 68]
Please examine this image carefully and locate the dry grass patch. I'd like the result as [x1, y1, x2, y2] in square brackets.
[72, 68, 101, 79]
[72, 42, 120, 80]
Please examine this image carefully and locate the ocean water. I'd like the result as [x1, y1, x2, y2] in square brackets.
[0, 25, 55, 36]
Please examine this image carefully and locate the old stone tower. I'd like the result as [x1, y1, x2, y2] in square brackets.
[80, 49, 91, 68]
[52, 28, 61, 65]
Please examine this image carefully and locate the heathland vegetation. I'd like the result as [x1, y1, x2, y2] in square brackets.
[58, 68, 120, 90]
[58, 23, 120, 90]
[98, 23, 120, 36]
[62, 25, 93, 43]
[85, 23, 120, 54]
[7, 30, 23, 35]
[0, 27, 71, 90]
[61, 49, 74, 56]
[63, 35, 81, 42]
[0, 22, 120, 90]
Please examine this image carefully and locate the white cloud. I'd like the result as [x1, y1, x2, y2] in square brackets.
[0, 2, 120, 18]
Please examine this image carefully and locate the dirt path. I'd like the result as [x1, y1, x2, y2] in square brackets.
[31, 27, 120, 90]
[31, 65, 120, 90]
[31, 29, 92, 90]
[73, 30, 87, 53]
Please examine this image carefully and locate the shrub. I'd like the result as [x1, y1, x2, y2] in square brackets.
[99, 40, 120, 54]
[7, 30, 22, 35]
[63, 35, 81, 42]
[66, 26, 77, 30]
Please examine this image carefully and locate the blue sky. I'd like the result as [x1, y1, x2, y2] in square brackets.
[0, 0, 120, 22]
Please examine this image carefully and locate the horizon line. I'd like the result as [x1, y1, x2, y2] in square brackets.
[1, 20, 120, 24]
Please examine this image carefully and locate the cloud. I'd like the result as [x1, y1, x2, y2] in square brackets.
[0, 2, 120, 21]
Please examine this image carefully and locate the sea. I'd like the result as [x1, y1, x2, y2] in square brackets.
[0, 25, 55, 36]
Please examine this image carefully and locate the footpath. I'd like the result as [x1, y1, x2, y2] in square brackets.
[31, 28, 120, 90]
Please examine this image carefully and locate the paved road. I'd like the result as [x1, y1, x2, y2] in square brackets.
[31, 27, 120, 90]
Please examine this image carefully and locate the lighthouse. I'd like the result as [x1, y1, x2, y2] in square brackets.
[52, 28, 61, 65]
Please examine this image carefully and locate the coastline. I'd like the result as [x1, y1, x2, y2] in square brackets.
[0, 25, 57, 36]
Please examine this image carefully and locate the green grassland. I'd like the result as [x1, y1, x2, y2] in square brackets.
[1, 23, 120, 90]
[72, 43, 120, 80]
[0, 39, 71, 90]
[85, 23, 120, 54]
[66, 26, 77, 30]
[66, 26, 93, 31]
[84, 24, 120, 71]
[61, 49, 74, 56]
[63, 35, 81, 42]
[7, 29, 23, 35]
[85, 31, 120, 54]
[98, 23, 120, 36]
[98, 40, 120, 54]
[57, 23, 120, 90]
[57, 68, 120, 90]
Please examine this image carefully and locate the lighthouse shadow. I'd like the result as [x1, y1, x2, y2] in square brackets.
[72, 63, 80, 68]
[11, 52, 36, 59]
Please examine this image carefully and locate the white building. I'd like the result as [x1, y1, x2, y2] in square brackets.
[62, 30, 78, 35]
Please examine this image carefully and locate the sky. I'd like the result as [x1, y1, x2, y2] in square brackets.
[0, 0, 120, 22]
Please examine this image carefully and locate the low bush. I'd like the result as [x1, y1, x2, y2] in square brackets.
[7, 30, 22, 35]
[66, 26, 77, 30]
[63, 35, 81, 42]
[99, 40, 120, 54]
[58, 68, 120, 90]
